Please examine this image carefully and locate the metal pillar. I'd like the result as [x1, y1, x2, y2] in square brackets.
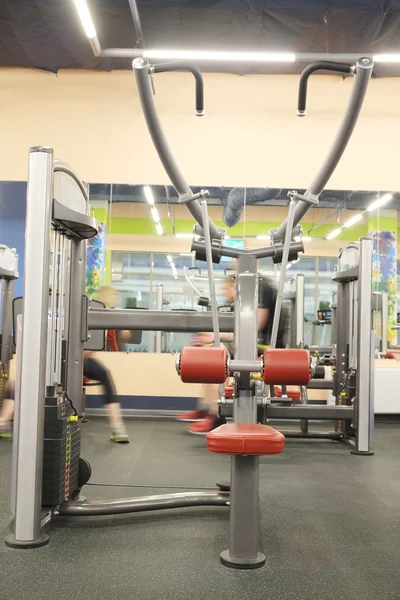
[154, 284, 163, 353]
[380, 292, 388, 354]
[352, 237, 374, 455]
[221, 254, 265, 569]
[10, 314, 23, 516]
[270, 200, 296, 349]
[334, 283, 349, 396]
[295, 274, 305, 347]
[65, 239, 87, 416]
[6, 147, 54, 548]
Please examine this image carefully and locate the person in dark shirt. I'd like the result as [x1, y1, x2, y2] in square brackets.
[177, 275, 286, 434]
[258, 276, 286, 349]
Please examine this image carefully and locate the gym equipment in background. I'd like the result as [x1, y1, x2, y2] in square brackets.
[0, 245, 18, 406]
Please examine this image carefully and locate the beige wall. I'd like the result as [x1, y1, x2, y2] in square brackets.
[107, 232, 346, 257]
[0, 68, 399, 190]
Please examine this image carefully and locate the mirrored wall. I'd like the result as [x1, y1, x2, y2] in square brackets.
[84, 183, 399, 352]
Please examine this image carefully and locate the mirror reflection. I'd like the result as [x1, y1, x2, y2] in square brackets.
[85, 184, 399, 352]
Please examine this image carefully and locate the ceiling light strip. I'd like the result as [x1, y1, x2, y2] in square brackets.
[71, 6, 400, 65]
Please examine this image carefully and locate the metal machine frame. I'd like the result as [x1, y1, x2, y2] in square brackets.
[7, 53, 373, 570]
[5, 148, 229, 552]
[220, 238, 374, 448]
[131, 54, 373, 568]
[0, 245, 18, 400]
[286, 274, 305, 349]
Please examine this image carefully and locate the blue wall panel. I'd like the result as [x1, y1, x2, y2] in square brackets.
[0, 182, 27, 298]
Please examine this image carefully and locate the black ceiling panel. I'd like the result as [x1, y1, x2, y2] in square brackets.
[1, 1, 400, 74]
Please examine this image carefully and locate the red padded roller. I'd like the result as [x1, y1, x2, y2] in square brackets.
[206, 423, 285, 455]
[178, 346, 228, 384]
[386, 349, 400, 360]
[263, 348, 310, 385]
[274, 386, 301, 401]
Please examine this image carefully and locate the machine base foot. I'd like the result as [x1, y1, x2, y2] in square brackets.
[5, 533, 49, 549]
[220, 550, 265, 569]
[350, 449, 374, 456]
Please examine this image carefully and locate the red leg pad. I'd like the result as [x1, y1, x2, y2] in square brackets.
[263, 348, 310, 385]
[179, 346, 228, 384]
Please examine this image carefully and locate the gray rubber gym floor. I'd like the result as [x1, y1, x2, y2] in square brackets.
[1, 419, 400, 600]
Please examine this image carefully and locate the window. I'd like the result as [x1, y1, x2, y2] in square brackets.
[110, 251, 339, 351]
[111, 252, 151, 309]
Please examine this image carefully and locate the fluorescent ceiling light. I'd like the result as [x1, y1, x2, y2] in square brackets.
[256, 235, 271, 240]
[367, 193, 393, 212]
[343, 213, 363, 228]
[174, 275, 178, 280]
[167, 255, 173, 263]
[175, 233, 192, 238]
[144, 49, 296, 63]
[326, 228, 342, 240]
[374, 54, 400, 63]
[151, 207, 160, 223]
[143, 185, 155, 206]
[72, 0, 97, 39]
[155, 223, 163, 236]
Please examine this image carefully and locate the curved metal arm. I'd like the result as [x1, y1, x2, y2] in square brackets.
[297, 61, 353, 116]
[183, 267, 204, 297]
[53, 160, 88, 202]
[133, 57, 220, 240]
[276, 56, 373, 241]
[152, 62, 204, 116]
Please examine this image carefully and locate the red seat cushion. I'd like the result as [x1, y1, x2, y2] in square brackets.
[224, 386, 234, 399]
[206, 423, 285, 456]
[274, 386, 301, 401]
[386, 349, 400, 360]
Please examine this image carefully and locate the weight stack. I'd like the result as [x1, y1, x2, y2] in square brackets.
[42, 396, 81, 507]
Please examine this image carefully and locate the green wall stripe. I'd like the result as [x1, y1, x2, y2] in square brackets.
[95, 216, 370, 239]
[92, 215, 400, 242]
[368, 215, 397, 232]
[94, 207, 108, 225]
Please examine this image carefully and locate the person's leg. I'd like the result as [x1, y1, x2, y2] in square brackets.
[176, 383, 214, 423]
[83, 358, 129, 443]
[187, 383, 226, 435]
[187, 344, 232, 435]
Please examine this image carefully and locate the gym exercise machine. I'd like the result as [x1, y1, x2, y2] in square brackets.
[6, 148, 231, 552]
[7, 54, 372, 570]
[132, 54, 373, 568]
[371, 291, 388, 355]
[219, 238, 374, 446]
[0, 245, 18, 402]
